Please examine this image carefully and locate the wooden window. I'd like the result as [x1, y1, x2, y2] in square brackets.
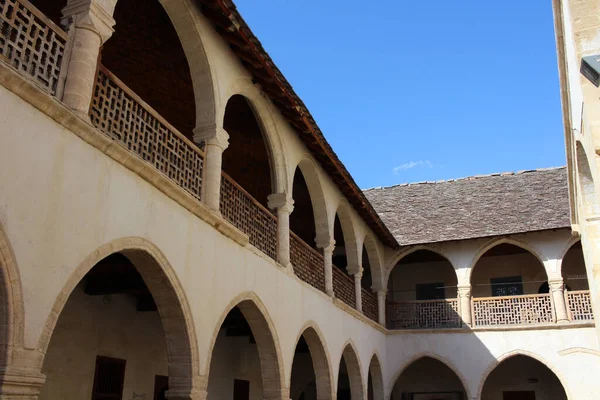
[92, 356, 126, 400]
[491, 276, 524, 297]
[416, 282, 445, 300]
[233, 379, 250, 400]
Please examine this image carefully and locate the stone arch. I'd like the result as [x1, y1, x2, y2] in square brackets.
[334, 201, 361, 273]
[38, 237, 199, 394]
[0, 225, 25, 366]
[477, 350, 571, 400]
[362, 234, 384, 291]
[338, 341, 364, 400]
[467, 237, 546, 285]
[205, 291, 285, 399]
[293, 157, 331, 245]
[389, 352, 471, 399]
[575, 141, 600, 217]
[384, 245, 455, 290]
[290, 322, 334, 400]
[367, 353, 384, 400]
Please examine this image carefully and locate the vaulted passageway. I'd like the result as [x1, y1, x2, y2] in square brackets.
[390, 356, 467, 399]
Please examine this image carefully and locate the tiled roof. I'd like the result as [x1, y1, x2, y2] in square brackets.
[363, 167, 571, 246]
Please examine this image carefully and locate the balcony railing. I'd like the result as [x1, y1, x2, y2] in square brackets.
[361, 287, 379, 322]
[333, 265, 355, 309]
[387, 299, 460, 329]
[567, 290, 594, 321]
[472, 293, 553, 327]
[290, 232, 325, 292]
[220, 173, 277, 260]
[0, 0, 67, 94]
[91, 66, 204, 200]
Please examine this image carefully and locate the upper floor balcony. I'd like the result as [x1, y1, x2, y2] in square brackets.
[0, 0, 383, 324]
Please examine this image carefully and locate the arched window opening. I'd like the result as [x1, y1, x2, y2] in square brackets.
[362, 244, 372, 290]
[290, 167, 317, 248]
[391, 357, 466, 400]
[387, 250, 457, 302]
[29, 0, 66, 26]
[290, 336, 316, 400]
[40, 252, 193, 398]
[207, 300, 282, 399]
[481, 355, 567, 400]
[471, 244, 546, 297]
[100, 0, 196, 140]
[222, 95, 273, 207]
[333, 214, 348, 272]
[562, 241, 588, 291]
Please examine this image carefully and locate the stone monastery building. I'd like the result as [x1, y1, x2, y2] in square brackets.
[0, 0, 598, 399]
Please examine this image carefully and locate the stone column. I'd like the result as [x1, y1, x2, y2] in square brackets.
[377, 289, 387, 326]
[317, 239, 335, 297]
[61, 0, 117, 118]
[354, 269, 363, 313]
[194, 126, 229, 213]
[457, 285, 472, 327]
[0, 367, 46, 399]
[549, 278, 570, 323]
[267, 193, 294, 269]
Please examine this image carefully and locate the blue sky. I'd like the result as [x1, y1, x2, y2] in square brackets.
[234, 0, 564, 189]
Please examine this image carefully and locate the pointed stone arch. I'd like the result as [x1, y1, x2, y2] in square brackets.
[362, 234, 384, 291]
[575, 141, 600, 217]
[206, 292, 285, 400]
[384, 245, 454, 290]
[367, 353, 384, 400]
[38, 237, 199, 395]
[337, 341, 364, 399]
[335, 201, 361, 273]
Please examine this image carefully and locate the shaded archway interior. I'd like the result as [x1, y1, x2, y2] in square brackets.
[481, 355, 567, 400]
[100, 0, 196, 140]
[29, 0, 66, 26]
[390, 357, 466, 400]
[333, 214, 349, 272]
[222, 95, 273, 207]
[291, 168, 318, 248]
[337, 356, 351, 400]
[290, 335, 316, 400]
[471, 244, 547, 297]
[387, 250, 457, 302]
[562, 241, 589, 290]
[362, 244, 372, 290]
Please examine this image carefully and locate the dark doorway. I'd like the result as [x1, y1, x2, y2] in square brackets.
[92, 356, 126, 400]
[234, 379, 250, 400]
[503, 391, 535, 400]
[153, 375, 169, 400]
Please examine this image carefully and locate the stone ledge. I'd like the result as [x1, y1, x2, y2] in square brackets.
[0, 61, 249, 249]
[386, 321, 595, 335]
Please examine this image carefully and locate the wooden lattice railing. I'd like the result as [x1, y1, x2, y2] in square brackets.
[0, 0, 67, 94]
[361, 287, 378, 322]
[472, 293, 554, 327]
[333, 265, 355, 309]
[290, 232, 325, 292]
[567, 290, 594, 321]
[386, 299, 460, 329]
[220, 173, 278, 261]
[90, 66, 204, 200]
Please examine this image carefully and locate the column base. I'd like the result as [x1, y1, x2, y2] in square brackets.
[0, 366, 46, 399]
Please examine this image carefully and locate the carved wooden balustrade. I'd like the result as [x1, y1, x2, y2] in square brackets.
[361, 287, 379, 322]
[290, 232, 325, 292]
[332, 265, 356, 309]
[220, 173, 278, 260]
[90, 66, 204, 200]
[472, 293, 554, 327]
[386, 299, 460, 329]
[566, 290, 594, 321]
[0, 0, 67, 94]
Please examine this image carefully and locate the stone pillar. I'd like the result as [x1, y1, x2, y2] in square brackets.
[61, 0, 116, 118]
[0, 367, 46, 399]
[194, 126, 229, 213]
[549, 279, 570, 323]
[268, 193, 294, 269]
[457, 285, 472, 327]
[377, 289, 387, 326]
[317, 239, 335, 297]
[354, 269, 363, 313]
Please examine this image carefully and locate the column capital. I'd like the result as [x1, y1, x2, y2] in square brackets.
[347, 262, 362, 276]
[316, 239, 335, 252]
[193, 125, 229, 150]
[267, 193, 294, 213]
[0, 366, 46, 397]
[62, 0, 117, 43]
[548, 278, 565, 292]
[457, 285, 472, 297]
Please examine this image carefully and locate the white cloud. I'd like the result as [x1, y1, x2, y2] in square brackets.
[392, 160, 433, 174]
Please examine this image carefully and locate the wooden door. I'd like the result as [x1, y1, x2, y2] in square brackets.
[502, 391, 536, 400]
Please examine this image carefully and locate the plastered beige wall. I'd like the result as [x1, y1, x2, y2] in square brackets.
[388, 260, 457, 301]
[471, 253, 546, 297]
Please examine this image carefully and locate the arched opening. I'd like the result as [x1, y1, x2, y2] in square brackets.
[386, 250, 459, 329]
[207, 300, 283, 400]
[336, 345, 364, 400]
[99, 0, 197, 140]
[576, 143, 600, 217]
[362, 244, 373, 290]
[481, 355, 567, 400]
[471, 244, 547, 297]
[391, 357, 467, 400]
[29, 0, 66, 26]
[290, 167, 318, 248]
[290, 327, 332, 400]
[333, 214, 349, 271]
[222, 95, 274, 207]
[368, 356, 384, 400]
[562, 241, 588, 291]
[40, 250, 195, 399]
